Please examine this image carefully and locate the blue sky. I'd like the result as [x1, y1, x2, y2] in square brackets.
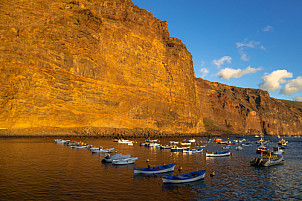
[132, 0, 302, 101]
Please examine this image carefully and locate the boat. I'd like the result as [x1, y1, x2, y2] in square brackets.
[112, 157, 138, 165]
[162, 169, 206, 184]
[148, 142, 160, 147]
[250, 152, 284, 167]
[188, 139, 196, 143]
[91, 147, 115, 153]
[54, 139, 70, 144]
[140, 142, 149, 146]
[242, 142, 251, 146]
[160, 145, 173, 149]
[101, 153, 131, 163]
[213, 138, 222, 142]
[206, 151, 231, 157]
[278, 139, 288, 146]
[117, 139, 133, 144]
[169, 141, 179, 144]
[171, 147, 190, 152]
[222, 145, 232, 149]
[134, 163, 176, 174]
[90, 146, 103, 151]
[280, 145, 287, 149]
[183, 148, 193, 154]
[180, 142, 191, 146]
[272, 147, 284, 155]
[71, 144, 90, 149]
[256, 146, 268, 154]
[235, 146, 243, 151]
[191, 148, 203, 153]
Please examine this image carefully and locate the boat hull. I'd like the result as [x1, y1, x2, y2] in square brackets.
[162, 169, 206, 184]
[206, 151, 231, 157]
[134, 164, 175, 174]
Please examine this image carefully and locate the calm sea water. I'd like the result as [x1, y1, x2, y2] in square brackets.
[0, 136, 301, 200]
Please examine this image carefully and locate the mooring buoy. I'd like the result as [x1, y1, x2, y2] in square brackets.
[210, 171, 215, 177]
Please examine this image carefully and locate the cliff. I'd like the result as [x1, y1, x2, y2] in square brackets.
[0, 0, 202, 135]
[196, 78, 302, 135]
[1, 0, 301, 136]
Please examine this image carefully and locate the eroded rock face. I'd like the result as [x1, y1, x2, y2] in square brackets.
[1, 0, 301, 136]
[0, 0, 202, 134]
[196, 78, 302, 135]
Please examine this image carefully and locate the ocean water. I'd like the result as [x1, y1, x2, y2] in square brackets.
[0, 136, 301, 200]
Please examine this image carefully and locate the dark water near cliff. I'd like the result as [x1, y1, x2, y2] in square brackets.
[0, 136, 301, 200]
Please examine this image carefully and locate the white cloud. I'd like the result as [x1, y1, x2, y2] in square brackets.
[240, 53, 249, 61]
[200, 68, 209, 78]
[259, 70, 293, 92]
[263, 25, 274, 32]
[212, 56, 232, 68]
[236, 39, 266, 61]
[281, 76, 302, 95]
[293, 96, 302, 102]
[217, 66, 262, 80]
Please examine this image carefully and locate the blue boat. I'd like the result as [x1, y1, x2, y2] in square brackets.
[162, 169, 206, 184]
[134, 163, 176, 174]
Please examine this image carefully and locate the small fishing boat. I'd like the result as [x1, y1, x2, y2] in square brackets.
[206, 151, 231, 157]
[91, 147, 115, 153]
[112, 157, 138, 165]
[117, 139, 133, 144]
[134, 163, 176, 174]
[101, 153, 131, 163]
[160, 145, 173, 149]
[169, 141, 179, 144]
[256, 146, 268, 154]
[71, 144, 90, 149]
[162, 169, 206, 184]
[272, 147, 284, 155]
[235, 146, 243, 151]
[222, 145, 232, 149]
[250, 152, 284, 167]
[54, 139, 70, 144]
[191, 148, 203, 153]
[214, 138, 222, 142]
[140, 142, 149, 146]
[90, 146, 103, 151]
[148, 142, 160, 147]
[181, 142, 191, 146]
[278, 139, 288, 146]
[242, 142, 252, 146]
[188, 139, 196, 143]
[171, 147, 190, 152]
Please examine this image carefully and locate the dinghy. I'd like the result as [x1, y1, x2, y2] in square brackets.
[101, 154, 131, 163]
[112, 157, 138, 165]
[206, 151, 231, 157]
[134, 164, 175, 174]
[91, 147, 114, 153]
[162, 169, 206, 184]
[250, 152, 284, 167]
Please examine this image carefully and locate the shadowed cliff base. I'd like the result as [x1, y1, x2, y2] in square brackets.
[0, 127, 223, 138]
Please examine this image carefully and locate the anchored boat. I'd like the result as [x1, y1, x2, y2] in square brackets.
[162, 169, 206, 184]
[134, 164, 175, 174]
[250, 152, 284, 167]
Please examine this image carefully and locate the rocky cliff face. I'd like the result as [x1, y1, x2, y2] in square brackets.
[1, 0, 301, 136]
[0, 0, 202, 135]
[196, 78, 302, 135]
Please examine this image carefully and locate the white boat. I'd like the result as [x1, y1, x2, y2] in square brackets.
[181, 142, 191, 146]
[169, 141, 179, 144]
[71, 144, 90, 149]
[91, 147, 115, 153]
[117, 139, 133, 144]
[90, 146, 103, 151]
[101, 154, 131, 163]
[112, 157, 138, 165]
[235, 146, 243, 151]
[134, 164, 175, 174]
[188, 139, 196, 143]
[148, 143, 160, 147]
[272, 147, 284, 155]
[206, 151, 231, 157]
[162, 169, 206, 184]
[54, 139, 70, 144]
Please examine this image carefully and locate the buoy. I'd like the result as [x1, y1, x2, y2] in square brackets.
[146, 159, 150, 162]
[178, 166, 182, 171]
[210, 171, 215, 177]
[115, 151, 117, 153]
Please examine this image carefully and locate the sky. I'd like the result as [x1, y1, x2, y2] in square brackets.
[132, 0, 302, 101]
